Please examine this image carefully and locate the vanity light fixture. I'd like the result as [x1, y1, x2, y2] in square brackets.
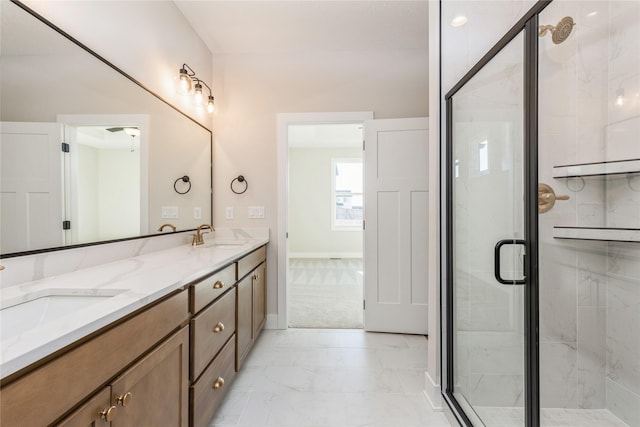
[175, 63, 215, 114]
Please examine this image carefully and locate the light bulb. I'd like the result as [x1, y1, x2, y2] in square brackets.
[206, 96, 215, 113]
[615, 88, 625, 107]
[194, 82, 204, 106]
[123, 127, 140, 137]
[176, 67, 192, 95]
[451, 15, 468, 27]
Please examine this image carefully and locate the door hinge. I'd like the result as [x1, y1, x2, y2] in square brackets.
[363, 140, 365, 150]
[362, 220, 365, 230]
[363, 300, 366, 310]
[61, 142, 70, 153]
[62, 220, 71, 230]
[286, 232, 289, 238]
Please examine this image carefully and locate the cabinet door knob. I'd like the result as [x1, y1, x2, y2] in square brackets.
[116, 392, 133, 407]
[213, 377, 225, 389]
[213, 322, 225, 333]
[213, 280, 224, 289]
[100, 405, 117, 422]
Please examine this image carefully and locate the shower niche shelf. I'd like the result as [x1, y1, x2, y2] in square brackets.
[553, 226, 640, 243]
[553, 159, 640, 178]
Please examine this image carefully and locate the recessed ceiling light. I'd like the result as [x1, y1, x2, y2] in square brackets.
[451, 15, 468, 27]
[587, 11, 599, 17]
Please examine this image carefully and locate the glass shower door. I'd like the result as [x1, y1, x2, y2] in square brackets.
[448, 31, 527, 426]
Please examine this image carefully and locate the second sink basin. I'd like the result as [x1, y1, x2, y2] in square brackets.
[1, 289, 126, 341]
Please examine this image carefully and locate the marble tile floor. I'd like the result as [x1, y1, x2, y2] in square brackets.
[209, 328, 449, 427]
[474, 406, 630, 427]
[288, 258, 364, 329]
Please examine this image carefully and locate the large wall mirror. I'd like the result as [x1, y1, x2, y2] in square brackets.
[0, 0, 213, 257]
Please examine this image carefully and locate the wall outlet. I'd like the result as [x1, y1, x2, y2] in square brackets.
[225, 207, 234, 220]
[161, 206, 179, 219]
[248, 206, 265, 219]
[193, 207, 202, 219]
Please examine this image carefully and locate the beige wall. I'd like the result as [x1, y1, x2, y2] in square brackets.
[212, 49, 428, 319]
[288, 147, 363, 257]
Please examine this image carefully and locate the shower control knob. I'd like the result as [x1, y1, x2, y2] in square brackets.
[538, 183, 570, 213]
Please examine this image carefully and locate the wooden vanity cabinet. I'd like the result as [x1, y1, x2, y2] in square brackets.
[252, 262, 267, 337]
[0, 290, 189, 427]
[1, 244, 268, 427]
[235, 246, 267, 370]
[56, 327, 189, 427]
[110, 326, 189, 427]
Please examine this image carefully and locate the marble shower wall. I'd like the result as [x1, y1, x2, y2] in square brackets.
[539, 1, 640, 425]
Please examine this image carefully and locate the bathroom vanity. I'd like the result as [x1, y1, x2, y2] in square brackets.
[0, 237, 268, 427]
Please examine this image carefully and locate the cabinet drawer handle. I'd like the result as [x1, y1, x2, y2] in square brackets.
[213, 322, 225, 333]
[100, 405, 117, 422]
[213, 280, 224, 289]
[116, 392, 133, 407]
[213, 377, 225, 389]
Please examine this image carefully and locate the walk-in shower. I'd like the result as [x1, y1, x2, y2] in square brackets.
[442, 1, 639, 426]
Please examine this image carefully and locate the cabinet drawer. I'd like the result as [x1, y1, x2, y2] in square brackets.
[237, 246, 266, 280]
[190, 288, 236, 380]
[191, 263, 236, 314]
[190, 335, 236, 427]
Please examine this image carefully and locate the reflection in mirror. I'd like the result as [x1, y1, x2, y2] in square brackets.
[0, 1, 212, 256]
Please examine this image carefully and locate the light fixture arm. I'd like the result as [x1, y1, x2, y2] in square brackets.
[181, 63, 197, 78]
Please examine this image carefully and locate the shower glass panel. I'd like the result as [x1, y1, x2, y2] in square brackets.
[538, 2, 639, 427]
[450, 31, 526, 426]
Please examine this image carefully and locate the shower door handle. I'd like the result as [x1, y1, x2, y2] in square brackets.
[494, 239, 526, 285]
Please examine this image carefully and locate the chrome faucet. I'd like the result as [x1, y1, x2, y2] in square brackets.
[192, 224, 214, 246]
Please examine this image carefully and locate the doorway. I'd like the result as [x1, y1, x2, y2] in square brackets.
[277, 112, 373, 329]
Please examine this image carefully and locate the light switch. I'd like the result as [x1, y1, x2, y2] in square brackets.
[226, 207, 234, 220]
[193, 207, 202, 219]
[248, 206, 265, 219]
[161, 206, 179, 219]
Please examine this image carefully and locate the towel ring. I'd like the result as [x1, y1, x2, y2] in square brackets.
[174, 176, 191, 194]
[231, 175, 248, 194]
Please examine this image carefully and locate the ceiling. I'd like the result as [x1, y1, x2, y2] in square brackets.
[173, 1, 429, 55]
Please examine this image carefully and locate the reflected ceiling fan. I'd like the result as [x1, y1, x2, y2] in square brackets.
[106, 126, 140, 152]
[106, 126, 140, 137]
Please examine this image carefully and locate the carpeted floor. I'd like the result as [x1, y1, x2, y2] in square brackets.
[288, 258, 363, 329]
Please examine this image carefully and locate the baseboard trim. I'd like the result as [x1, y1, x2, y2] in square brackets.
[289, 252, 363, 259]
[424, 371, 442, 410]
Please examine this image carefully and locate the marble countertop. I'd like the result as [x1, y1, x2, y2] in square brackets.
[0, 231, 269, 379]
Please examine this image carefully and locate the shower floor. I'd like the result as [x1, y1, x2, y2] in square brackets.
[474, 407, 629, 427]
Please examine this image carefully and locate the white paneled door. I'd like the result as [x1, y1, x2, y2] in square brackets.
[0, 121, 64, 253]
[363, 118, 429, 334]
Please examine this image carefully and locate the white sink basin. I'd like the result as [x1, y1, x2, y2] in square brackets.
[1, 289, 126, 340]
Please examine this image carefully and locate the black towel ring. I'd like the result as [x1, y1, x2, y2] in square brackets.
[231, 175, 248, 194]
[174, 175, 191, 194]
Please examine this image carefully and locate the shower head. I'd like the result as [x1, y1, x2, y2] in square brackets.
[538, 16, 575, 44]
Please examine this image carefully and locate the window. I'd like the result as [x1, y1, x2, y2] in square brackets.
[331, 158, 363, 230]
